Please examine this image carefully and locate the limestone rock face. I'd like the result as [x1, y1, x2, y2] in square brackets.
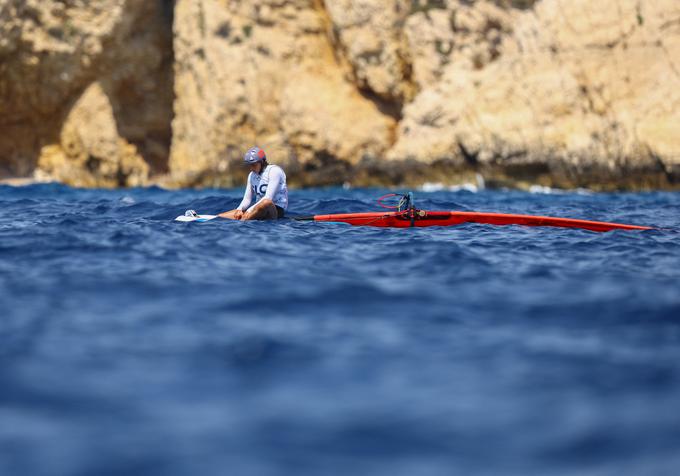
[1, 0, 679, 189]
[324, 0, 415, 102]
[167, 0, 524, 187]
[404, 1, 513, 89]
[1, 0, 121, 176]
[389, 0, 680, 188]
[0, 0, 173, 182]
[168, 0, 395, 186]
[36, 82, 149, 187]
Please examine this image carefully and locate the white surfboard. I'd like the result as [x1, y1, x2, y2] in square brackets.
[175, 210, 218, 222]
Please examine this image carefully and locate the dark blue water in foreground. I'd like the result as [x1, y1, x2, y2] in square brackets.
[1, 184, 679, 476]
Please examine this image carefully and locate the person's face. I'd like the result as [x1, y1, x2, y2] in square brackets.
[250, 161, 263, 174]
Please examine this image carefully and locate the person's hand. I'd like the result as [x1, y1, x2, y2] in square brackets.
[234, 209, 244, 220]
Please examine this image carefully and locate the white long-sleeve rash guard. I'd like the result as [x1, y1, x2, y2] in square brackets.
[237, 164, 288, 213]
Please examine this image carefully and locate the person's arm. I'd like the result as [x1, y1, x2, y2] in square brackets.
[218, 175, 252, 219]
[236, 175, 253, 211]
[263, 167, 283, 203]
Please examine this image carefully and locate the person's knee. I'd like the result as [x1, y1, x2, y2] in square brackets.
[243, 200, 277, 220]
[248, 199, 273, 214]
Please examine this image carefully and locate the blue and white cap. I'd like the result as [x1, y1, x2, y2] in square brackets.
[243, 146, 266, 164]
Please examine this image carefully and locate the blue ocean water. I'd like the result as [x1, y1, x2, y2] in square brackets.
[1, 183, 679, 476]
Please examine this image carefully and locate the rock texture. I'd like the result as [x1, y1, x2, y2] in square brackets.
[0, 0, 173, 186]
[1, 0, 679, 189]
[168, 0, 395, 187]
[390, 0, 680, 189]
[36, 82, 149, 187]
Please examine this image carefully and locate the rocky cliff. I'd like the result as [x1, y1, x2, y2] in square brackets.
[390, 0, 680, 189]
[0, 0, 678, 190]
[0, 0, 173, 186]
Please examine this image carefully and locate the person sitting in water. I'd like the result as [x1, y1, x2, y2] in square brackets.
[218, 146, 288, 220]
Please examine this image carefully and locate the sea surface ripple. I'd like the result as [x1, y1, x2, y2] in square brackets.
[1, 184, 679, 476]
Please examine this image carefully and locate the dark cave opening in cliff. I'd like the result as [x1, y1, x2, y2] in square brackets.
[108, 0, 177, 177]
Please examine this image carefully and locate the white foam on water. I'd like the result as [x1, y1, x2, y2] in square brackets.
[529, 185, 594, 195]
[420, 174, 485, 193]
[529, 185, 559, 194]
[421, 182, 479, 193]
[475, 173, 486, 190]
